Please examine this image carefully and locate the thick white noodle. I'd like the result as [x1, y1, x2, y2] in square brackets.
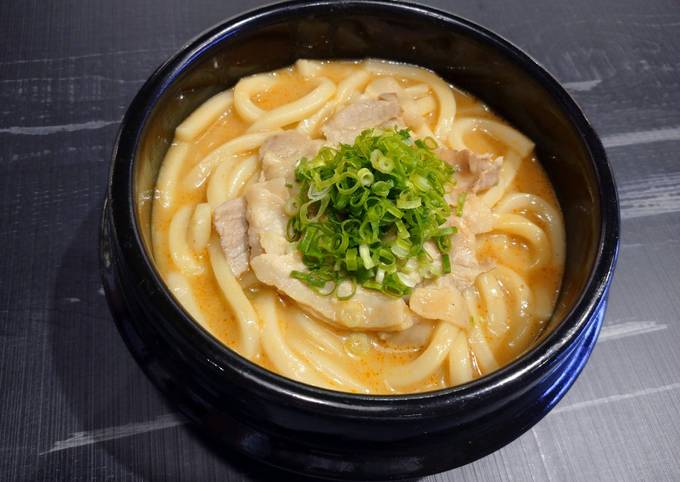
[297, 70, 370, 136]
[168, 205, 205, 276]
[233, 73, 277, 123]
[448, 331, 474, 385]
[154, 142, 190, 211]
[364, 59, 456, 139]
[493, 265, 533, 321]
[288, 337, 370, 393]
[206, 154, 258, 208]
[364, 76, 401, 98]
[152, 142, 191, 265]
[175, 90, 233, 142]
[493, 265, 535, 356]
[248, 77, 336, 132]
[448, 117, 534, 157]
[185, 131, 274, 190]
[207, 239, 260, 359]
[295, 59, 323, 78]
[468, 322, 499, 374]
[385, 322, 458, 389]
[477, 272, 509, 337]
[415, 95, 436, 116]
[495, 192, 565, 267]
[290, 309, 345, 357]
[479, 234, 530, 272]
[254, 292, 329, 386]
[402, 83, 430, 99]
[494, 213, 550, 268]
[166, 271, 206, 327]
[463, 288, 482, 322]
[188, 203, 212, 252]
[533, 285, 556, 322]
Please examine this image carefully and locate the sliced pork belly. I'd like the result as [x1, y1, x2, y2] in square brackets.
[259, 131, 322, 181]
[212, 132, 317, 272]
[469, 152, 503, 191]
[408, 194, 496, 320]
[251, 253, 415, 331]
[446, 195, 494, 267]
[322, 94, 403, 145]
[409, 281, 468, 328]
[455, 194, 495, 234]
[444, 194, 496, 290]
[437, 148, 503, 193]
[213, 197, 250, 277]
[244, 177, 291, 257]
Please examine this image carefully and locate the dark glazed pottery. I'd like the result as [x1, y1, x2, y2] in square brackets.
[100, 1, 620, 479]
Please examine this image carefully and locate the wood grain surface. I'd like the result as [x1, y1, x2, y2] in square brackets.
[1, 0, 679, 480]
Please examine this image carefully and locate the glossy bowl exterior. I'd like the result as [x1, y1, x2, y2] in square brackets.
[100, 1, 620, 479]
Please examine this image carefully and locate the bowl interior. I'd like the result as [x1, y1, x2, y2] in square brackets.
[134, 2, 602, 365]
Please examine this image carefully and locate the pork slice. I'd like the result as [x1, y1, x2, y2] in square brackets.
[250, 253, 415, 331]
[322, 95, 403, 145]
[421, 194, 495, 292]
[437, 148, 503, 193]
[469, 152, 503, 191]
[244, 178, 291, 256]
[438, 261, 493, 294]
[409, 282, 469, 328]
[449, 221, 478, 269]
[408, 204, 489, 324]
[260, 131, 322, 181]
[213, 197, 250, 277]
[412, 223, 482, 294]
[446, 194, 495, 236]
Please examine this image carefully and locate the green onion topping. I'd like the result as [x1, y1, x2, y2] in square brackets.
[287, 129, 455, 298]
[456, 191, 467, 217]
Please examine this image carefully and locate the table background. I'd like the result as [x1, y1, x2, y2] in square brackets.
[1, 0, 679, 480]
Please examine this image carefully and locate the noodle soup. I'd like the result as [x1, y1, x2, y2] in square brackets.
[150, 59, 565, 394]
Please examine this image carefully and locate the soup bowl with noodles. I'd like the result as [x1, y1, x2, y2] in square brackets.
[100, 0, 619, 479]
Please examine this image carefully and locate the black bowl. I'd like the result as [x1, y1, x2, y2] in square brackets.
[100, 1, 620, 479]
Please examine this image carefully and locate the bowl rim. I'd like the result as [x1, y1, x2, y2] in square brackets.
[108, 0, 620, 415]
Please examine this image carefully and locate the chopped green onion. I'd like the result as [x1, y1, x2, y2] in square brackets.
[287, 128, 456, 299]
[370, 149, 394, 173]
[357, 167, 374, 186]
[372, 180, 392, 197]
[412, 174, 431, 191]
[284, 197, 300, 217]
[396, 194, 422, 210]
[456, 192, 467, 217]
[346, 248, 358, 271]
[336, 279, 357, 300]
[363, 279, 383, 292]
[442, 254, 451, 274]
[359, 244, 375, 269]
[397, 271, 418, 288]
[375, 268, 385, 284]
[390, 238, 411, 259]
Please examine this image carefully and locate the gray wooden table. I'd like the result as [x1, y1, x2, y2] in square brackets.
[1, 0, 679, 480]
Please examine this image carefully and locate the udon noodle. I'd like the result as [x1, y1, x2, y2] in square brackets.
[150, 59, 565, 394]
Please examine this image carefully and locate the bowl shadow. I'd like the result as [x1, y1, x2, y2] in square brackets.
[42, 205, 372, 481]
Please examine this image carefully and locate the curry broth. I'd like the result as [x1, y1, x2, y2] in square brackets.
[151, 61, 564, 392]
